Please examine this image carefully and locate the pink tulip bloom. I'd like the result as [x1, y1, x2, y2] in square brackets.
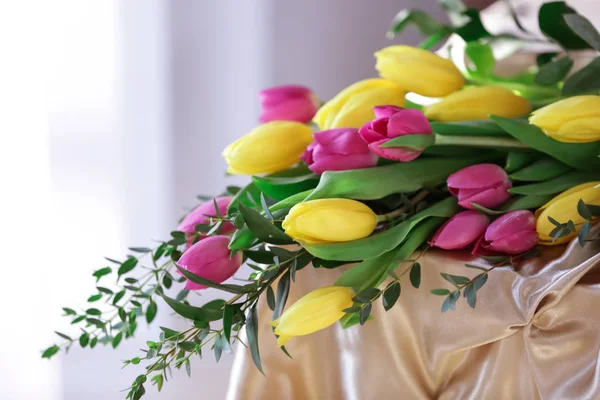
[429, 211, 490, 250]
[177, 197, 235, 247]
[301, 128, 378, 174]
[259, 85, 319, 123]
[177, 235, 242, 290]
[358, 105, 432, 162]
[447, 164, 512, 210]
[474, 210, 537, 255]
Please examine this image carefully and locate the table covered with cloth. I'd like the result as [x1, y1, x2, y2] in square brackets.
[226, 237, 600, 400]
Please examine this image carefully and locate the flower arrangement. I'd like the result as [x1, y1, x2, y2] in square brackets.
[44, 1, 600, 399]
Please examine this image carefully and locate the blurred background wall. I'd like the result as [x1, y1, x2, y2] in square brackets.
[0, 0, 444, 399]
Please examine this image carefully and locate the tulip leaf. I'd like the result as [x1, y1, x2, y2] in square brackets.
[379, 134, 435, 149]
[491, 116, 600, 171]
[534, 56, 573, 85]
[465, 42, 495, 77]
[305, 198, 457, 261]
[498, 194, 554, 211]
[504, 152, 542, 173]
[306, 155, 495, 201]
[246, 305, 264, 375]
[227, 182, 262, 215]
[564, 14, 600, 52]
[538, 2, 590, 50]
[509, 158, 572, 181]
[508, 170, 600, 196]
[431, 120, 508, 138]
[238, 203, 293, 245]
[269, 189, 313, 212]
[422, 146, 488, 158]
[228, 227, 257, 251]
[561, 57, 600, 95]
[252, 165, 320, 201]
[161, 294, 224, 322]
[387, 9, 448, 38]
[175, 265, 251, 294]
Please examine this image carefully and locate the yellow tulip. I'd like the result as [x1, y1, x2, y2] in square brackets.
[313, 78, 405, 130]
[424, 86, 531, 122]
[282, 198, 378, 244]
[529, 95, 600, 143]
[222, 121, 313, 175]
[375, 45, 464, 97]
[269, 286, 354, 346]
[535, 182, 600, 245]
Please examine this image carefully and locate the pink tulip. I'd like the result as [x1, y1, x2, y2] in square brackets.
[474, 210, 537, 255]
[429, 211, 490, 250]
[259, 85, 319, 123]
[177, 235, 242, 290]
[358, 105, 432, 162]
[177, 197, 235, 247]
[301, 128, 378, 174]
[447, 164, 512, 210]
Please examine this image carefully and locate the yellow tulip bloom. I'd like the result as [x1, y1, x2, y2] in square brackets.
[375, 45, 464, 97]
[424, 86, 531, 122]
[535, 182, 600, 245]
[313, 78, 405, 130]
[269, 286, 354, 346]
[222, 121, 313, 175]
[282, 198, 378, 244]
[529, 95, 600, 143]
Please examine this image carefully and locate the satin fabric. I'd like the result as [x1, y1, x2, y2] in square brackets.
[226, 237, 600, 399]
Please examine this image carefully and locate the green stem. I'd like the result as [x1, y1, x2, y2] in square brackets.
[466, 77, 561, 99]
[434, 133, 529, 150]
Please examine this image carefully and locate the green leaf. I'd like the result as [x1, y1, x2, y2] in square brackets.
[227, 182, 262, 215]
[510, 158, 572, 182]
[113, 290, 126, 305]
[431, 288, 450, 296]
[176, 265, 249, 294]
[562, 57, 600, 95]
[62, 307, 77, 316]
[359, 303, 372, 325]
[92, 267, 112, 281]
[440, 273, 470, 286]
[578, 199, 593, 221]
[383, 282, 401, 311]
[146, 301, 158, 324]
[473, 273, 488, 291]
[246, 305, 264, 375]
[238, 203, 293, 245]
[223, 305, 234, 343]
[160, 326, 181, 340]
[228, 227, 257, 251]
[71, 315, 86, 324]
[87, 294, 102, 303]
[353, 288, 381, 304]
[534, 56, 573, 85]
[306, 155, 494, 201]
[252, 166, 320, 201]
[118, 257, 138, 276]
[85, 308, 101, 316]
[79, 333, 89, 347]
[55, 331, 72, 341]
[266, 286, 276, 311]
[578, 222, 592, 246]
[342, 306, 362, 313]
[379, 134, 435, 149]
[464, 283, 477, 308]
[273, 271, 291, 320]
[509, 170, 600, 196]
[432, 120, 508, 138]
[305, 199, 457, 261]
[112, 332, 123, 348]
[538, 2, 590, 49]
[42, 345, 60, 359]
[455, 9, 490, 42]
[129, 247, 151, 253]
[161, 293, 224, 322]
[497, 194, 554, 212]
[465, 42, 495, 77]
[505, 152, 541, 173]
[492, 116, 600, 171]
[564, 13, 600, 51]
[387, 9, 448, 38]
[178, 341, 196, 352]
[152, 374, 164, 392]
[409, 263, 421, 289]
[464, 263, 490, 272]
[96, 286, 113, 295]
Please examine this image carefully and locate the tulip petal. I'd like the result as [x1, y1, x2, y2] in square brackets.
[447, 163, 509, 190]
[457, 181, 512, 209]
[387, 109, 432, 137]
[484, 210, 536, 242]
[483, 230, 538, 254]
[368, 140, 421, 162]
[429, 211, 490, 250]
[373, 105, 404, 119]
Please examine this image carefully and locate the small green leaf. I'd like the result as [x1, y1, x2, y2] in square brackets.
[71, 315, 86, 324]
[578, 222, 592, 247]
[440, 273, 470, 287]
[118, 307, 127, 322]
[359, 303, 372, 325]
[79, 333, 89, 347]
[176, 265, 249, 294]
[539, 2, 590, 50]
[146, 301, 158, 324]
[564, 14, 600, 52]
[431, 288, 450, 296]
[387, 8, 447, 38]
[178, 341, 196, 352]
[42, 345, 60, 359]
[273, 271, 291, 320]
[473, 273, 488, 291]
[534, 56, 573, 85]
[55, 331, 72, 341]
[118, 257, 138, 276]
[562, 57, 600, 95]
[96, 286, 113, 295]
[238, 203, 293, 245]
[112, 332, 123, 348]
[223, 305, 234, 343]
[463, 283, 477, 308]
[342, 306, 362, 313]
[92, 267, 112, 281]
[266, 286, 276, 311]
[409, 262, 421, 289]
[244, 249, 274, 264]
[465, 42, 495, 77]
[578, 199, 593, 221]
[112, 290, 126, 305]
[86, 308, 101, 316]
[129, 247, 151, 253]
[352, 288, 381, 304]
[383, 282, 401, 311]
[246, 305, 264, 375]
[87, 294, 102, 303]
[62, 307, 77, 316]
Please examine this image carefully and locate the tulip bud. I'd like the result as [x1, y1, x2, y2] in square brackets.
[258, 85, 319, 124]
[374, 45, 464, 97]
[475, 210, 537, 255]
[424, 86, 531, 122]
[177, 197, 235, 247]
[536, 182, 600, 245]
[176, 235, 242, 290]
[429, 211, 490, 250]
[282, 199, 377, 244]
[358, 106, 432, 162]
[269, 286, 354, 346]
[223, 121, 313, 175]
[301, 128, 377, 174]
[447, 164, 512, 210]
[313, 79, 405, 130]
[529, 95, 600, 143]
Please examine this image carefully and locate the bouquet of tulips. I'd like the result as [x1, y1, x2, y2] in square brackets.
[45, 1, 600, 399]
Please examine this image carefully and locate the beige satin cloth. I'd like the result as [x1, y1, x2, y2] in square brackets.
[226, 236, 600, 400]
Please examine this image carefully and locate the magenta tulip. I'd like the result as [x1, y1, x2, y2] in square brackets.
[177, 235, 242, 290]
[447, 164, 512, 210]
[301, 128, 378, 174]
[429, 211, 490, 250]
[358, 105, 432, 162]
[474, 210, 537, 255]
[259, 85, 319, 123]
[177, 197, 235, 246]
